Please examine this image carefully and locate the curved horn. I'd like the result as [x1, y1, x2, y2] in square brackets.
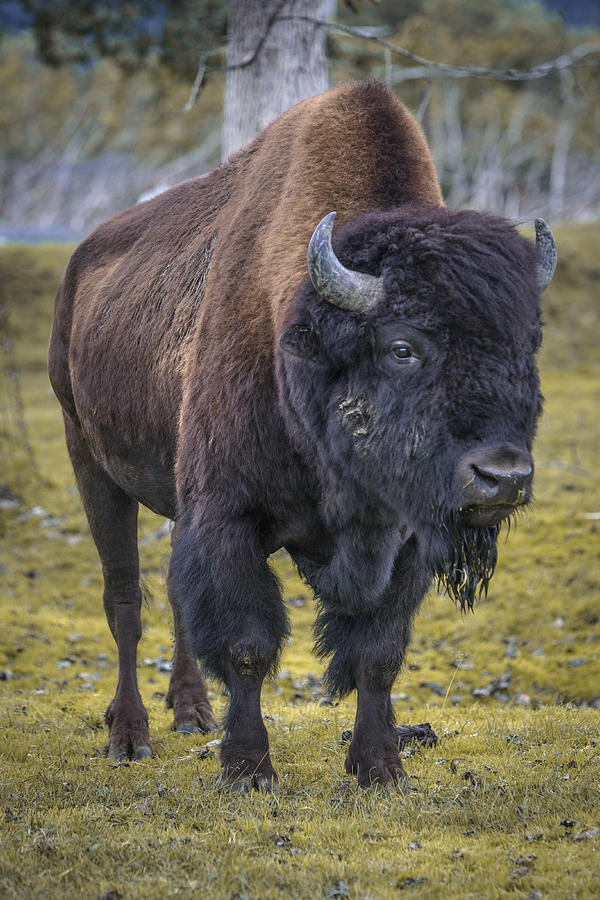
[535, 218, 557, 293]
[307, 211, 385, 313]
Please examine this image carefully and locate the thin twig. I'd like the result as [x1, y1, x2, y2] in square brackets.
[182, 11, 600, 112]
[277, 15, 600, 83]
[182, 53, 207, 113]
[183, 0, 289, 112]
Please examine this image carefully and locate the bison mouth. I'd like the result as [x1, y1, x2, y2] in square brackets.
[459, 504, 518, 528]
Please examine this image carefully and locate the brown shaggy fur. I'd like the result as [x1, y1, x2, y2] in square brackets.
[50, 81, 442, 516]
[49, 82, 450, 780]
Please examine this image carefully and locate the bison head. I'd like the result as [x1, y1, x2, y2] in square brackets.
[278, 207, 555, 610]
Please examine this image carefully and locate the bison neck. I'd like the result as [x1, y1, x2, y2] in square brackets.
[289, 524, 409, 612]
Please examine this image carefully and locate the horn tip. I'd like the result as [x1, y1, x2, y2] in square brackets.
[321, 210, 337, 230]
[534, 216, 557, 293]
[534, 217, 557, 249]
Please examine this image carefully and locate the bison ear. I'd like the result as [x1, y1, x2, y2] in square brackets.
[280, 324, 322, 362]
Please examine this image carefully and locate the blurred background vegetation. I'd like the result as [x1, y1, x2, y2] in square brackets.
[0, 0, 598, 241]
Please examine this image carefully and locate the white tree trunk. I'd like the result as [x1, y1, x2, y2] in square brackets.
[223, 0, 335, 160]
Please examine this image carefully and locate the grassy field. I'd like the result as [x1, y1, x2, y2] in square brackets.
[1, 226, 599, 898]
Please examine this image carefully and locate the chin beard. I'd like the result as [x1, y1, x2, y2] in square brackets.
[431, 516, 501, 612]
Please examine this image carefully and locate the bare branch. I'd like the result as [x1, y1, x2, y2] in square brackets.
[183, 11, 599, 111]
[276, 15, 600, 83]
[183, 0, 289, 112]
[182, 53, 207, 113]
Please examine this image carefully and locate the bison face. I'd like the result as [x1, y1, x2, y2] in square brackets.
[373, 321, 535, 525]
[279, 207, 552, 609]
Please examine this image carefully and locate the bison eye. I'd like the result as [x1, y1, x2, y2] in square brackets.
[390, 342, 417, 363]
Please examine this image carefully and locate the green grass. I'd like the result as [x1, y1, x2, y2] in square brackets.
[1, 227, 599, 898]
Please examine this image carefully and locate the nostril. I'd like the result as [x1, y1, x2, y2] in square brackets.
[476, 465, 532, 486]
[472, 464, 500, 486]
[468, 464, 501, 502]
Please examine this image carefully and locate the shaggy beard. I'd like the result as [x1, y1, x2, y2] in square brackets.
[432, 517, 501, 611]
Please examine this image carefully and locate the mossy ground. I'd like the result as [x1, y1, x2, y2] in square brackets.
[0, 228, 599, 898]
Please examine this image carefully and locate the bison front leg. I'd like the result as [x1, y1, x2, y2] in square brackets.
[316, 536, 429, 787]
[221, 645, 280, 791]
[344, 666, 407, 786]
[169, 513, 289, 790]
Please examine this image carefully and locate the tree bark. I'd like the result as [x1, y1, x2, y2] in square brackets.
[223, 0, 335, 161]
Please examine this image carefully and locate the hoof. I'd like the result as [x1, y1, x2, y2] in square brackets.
[357, 771, 407, 789]
[107, 742, 153, 761]
[107, 738, 153, 761]
[345, 754, 408, 788]
[133, 744, 153, 760]
[175, 721, 200, 735]
[105, 698, 151, 762]
[220, 752, 279, 793]
[255, 773, 278, 793]
[173, 713, 218, 735]
[107, 746, 128, 762]
[167, 675, 217, 735]
[222, 775, 252, 794]
[221, 772, 279, 793]
[171, 708, 217, 735]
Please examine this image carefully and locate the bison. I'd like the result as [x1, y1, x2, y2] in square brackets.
[49, 81, 556, 789]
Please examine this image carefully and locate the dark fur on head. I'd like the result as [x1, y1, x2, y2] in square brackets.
[279, 204, 542, 616]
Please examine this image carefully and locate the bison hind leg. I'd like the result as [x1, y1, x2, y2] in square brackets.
[62, 414, 152, 761]
[166, 573, 217, 734]
[165, 669, 217, 735]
